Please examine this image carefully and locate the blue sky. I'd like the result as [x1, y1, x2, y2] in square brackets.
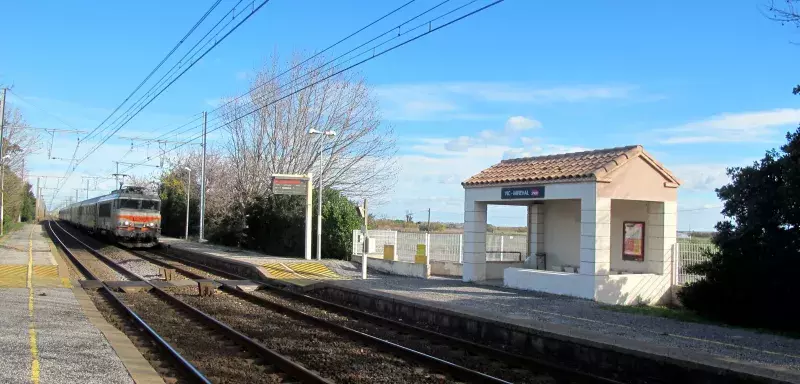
[2, 0, 799, 230]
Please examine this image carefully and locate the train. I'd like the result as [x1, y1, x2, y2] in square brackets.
[58, 186, 162, 247]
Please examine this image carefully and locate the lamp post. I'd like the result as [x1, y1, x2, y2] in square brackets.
[308, 128, 336, 260]
[184, 166, 191, 240]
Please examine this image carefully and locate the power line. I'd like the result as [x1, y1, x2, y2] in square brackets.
[102, 0, 438, 159]
[79, 0, 223, 144]
[49, 0, 270, 206]
[119, 0, 505, 175]
[79, 0, 266, 154]
[200, 0, 460, 133]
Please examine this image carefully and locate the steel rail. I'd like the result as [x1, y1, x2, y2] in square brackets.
[121, 248, 510, 383]
[45, 221, 211, 384]
[50, 221, 332, 384]
[133, 247, 621, 384]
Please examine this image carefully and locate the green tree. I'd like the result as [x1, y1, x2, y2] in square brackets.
[678, 126, 800, 331]
[318, 189, 361, 259]
[158, 170, 199, 238]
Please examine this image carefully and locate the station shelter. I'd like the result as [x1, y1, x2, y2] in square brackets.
[461, 145, 680, 305]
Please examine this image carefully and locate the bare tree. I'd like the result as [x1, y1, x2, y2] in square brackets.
[220, 53, 397, 212]
[162, 146, 239, 231]
[766, 0, 800, 93]
[2, 101, 40, 173]
[767, 0, 800, 25]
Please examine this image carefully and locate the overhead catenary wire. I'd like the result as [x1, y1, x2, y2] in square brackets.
[49, 0, 271, 206]
[81, 0, 248, 146]
[169, 0, 483, 151]
[119, 0, 505, 176]
[75, 0, 270, 165]
[79, 0, 223, 144]
[118, 0, 423, 157]
[197, 0, 462, 133]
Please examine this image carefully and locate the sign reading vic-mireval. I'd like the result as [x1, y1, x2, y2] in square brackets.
[501, 186, 545, 199]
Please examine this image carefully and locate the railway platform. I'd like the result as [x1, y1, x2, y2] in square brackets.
[163, 235, 800, 383]
[0, 223, 156, 384]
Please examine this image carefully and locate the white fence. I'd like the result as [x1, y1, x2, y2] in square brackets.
[352, 230, 528, 262]
[676, 239, 714, 285]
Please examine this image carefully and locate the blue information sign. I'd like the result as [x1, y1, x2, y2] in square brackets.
[501, 186, 545, 199]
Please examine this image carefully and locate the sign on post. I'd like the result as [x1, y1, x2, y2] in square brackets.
[501, 186, 545, 199]
[272, 176, 309, 195]
[271, 174, 312, 260]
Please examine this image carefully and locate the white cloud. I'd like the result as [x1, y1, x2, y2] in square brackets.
[443, 116, 543, 152]
[374, 82, 635, 121]
[504, 116, 541, 133]
[670, 164, 730, 191]
[443, 136, 472, 152]
[204, 98, 224, 108]
[659, 108, 800, 144]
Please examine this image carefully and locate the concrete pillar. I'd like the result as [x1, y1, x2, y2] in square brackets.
[646, 201, 677, 275]
[580, 196, 611, 275]
[527, 203, 545, 268]
[463, 200, 487, 282]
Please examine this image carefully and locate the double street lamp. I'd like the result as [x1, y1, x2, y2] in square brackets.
[308, 128, 336, 260]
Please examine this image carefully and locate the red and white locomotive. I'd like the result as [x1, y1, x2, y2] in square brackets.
[58, 186, 161, 247]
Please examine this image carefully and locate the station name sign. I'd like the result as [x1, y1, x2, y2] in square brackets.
[272, 175, 309, 196]
[501, 186, 545, 199]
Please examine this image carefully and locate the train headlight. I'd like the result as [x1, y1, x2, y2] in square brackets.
[124, 220, 130, 226]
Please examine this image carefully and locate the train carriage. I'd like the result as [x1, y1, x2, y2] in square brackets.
[58, 186, 161, 247]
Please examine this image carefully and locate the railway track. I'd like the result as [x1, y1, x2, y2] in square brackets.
[46, 221, 207, 384]
[134, 248, 623, 384]
[48, 221, 332, 384]
[52, 220, 621, 384]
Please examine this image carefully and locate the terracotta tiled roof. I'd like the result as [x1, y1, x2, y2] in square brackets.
[462, 145, 679, 186]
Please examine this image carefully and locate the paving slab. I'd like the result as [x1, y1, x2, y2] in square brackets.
[331, 275, 800, 375]
[0, 224, 137, 384]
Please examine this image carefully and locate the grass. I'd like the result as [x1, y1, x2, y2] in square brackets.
[601, 303, 711, 324]
[601, 303, 800, 339]
[0, 221, 25, 240]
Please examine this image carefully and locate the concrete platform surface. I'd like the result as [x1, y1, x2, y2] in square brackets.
[0, 224, 135, 384]
[331, 275, 800, 374]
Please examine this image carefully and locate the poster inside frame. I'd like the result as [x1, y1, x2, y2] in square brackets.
[622, 221, 645, 261]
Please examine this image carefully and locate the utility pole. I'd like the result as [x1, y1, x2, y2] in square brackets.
[184, 167, 191, 240]
[86, 179, 90, 199]
[427, 208, 431, 232]
[35, 177, 40, 222]
[19, 158, 24, 222]
[199, 111, 207, 241]
[362, 198, 368, 279]
[0, 87, 7, 236]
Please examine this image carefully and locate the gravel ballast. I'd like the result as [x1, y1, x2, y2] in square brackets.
[248, 289, 560, 383]
[120, 291, 288, 384]
[178, 291, 455, 384]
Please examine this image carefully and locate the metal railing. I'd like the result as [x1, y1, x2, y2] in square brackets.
[352, 230, 528, 263]
[676, 239, 715, 285]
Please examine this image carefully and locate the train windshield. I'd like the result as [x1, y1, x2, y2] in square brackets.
[119, 199, 140, 209]
[141, 200, 160, 211]
[118, 199, 160, 210]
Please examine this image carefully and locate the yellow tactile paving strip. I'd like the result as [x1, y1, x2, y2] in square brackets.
[263, 263, 298, 279]
[289, 262, 343, 279]
[0, 264, 71, 288]
[262, 261, 345, 282]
